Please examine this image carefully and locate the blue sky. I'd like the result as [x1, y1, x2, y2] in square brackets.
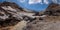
[16, 0, 52, 12]
[0, 0, 56, 12]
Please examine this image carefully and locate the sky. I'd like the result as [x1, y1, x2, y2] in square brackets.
[0, 0, 59, 12]
[16, 0, 52, 12]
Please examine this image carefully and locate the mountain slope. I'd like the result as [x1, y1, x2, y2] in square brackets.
[23, 3, 60, 30]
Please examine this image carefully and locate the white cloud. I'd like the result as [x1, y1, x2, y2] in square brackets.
[52, 0, 57, 3]
[28, 0, 43, 4]
[19, 0, 25, 3]
[28, 0, 49, 4]
[44, 0, 49, 4]
[52, 0, 60, 4]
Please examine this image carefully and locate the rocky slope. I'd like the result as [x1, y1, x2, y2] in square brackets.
[23, 3, 60, 30]
[0, 2, 37, 30]
[0, 2, 60, 30]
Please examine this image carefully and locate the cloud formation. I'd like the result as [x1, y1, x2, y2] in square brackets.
[28, 0, 49, 4]
[52, 0, 60, 4]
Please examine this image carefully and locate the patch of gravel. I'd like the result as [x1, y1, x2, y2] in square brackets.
[13, 20, 27, 30]
[23, 20, 60, 30]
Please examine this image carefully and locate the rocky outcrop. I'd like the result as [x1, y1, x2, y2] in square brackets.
[44, 3, 60, 16]
[0, 2, 25, 30]
[0, 2, 37, 30]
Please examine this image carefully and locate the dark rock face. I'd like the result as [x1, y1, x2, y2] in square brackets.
[0, 2, 36, 30]
[44, 3, 60, 16]
[0, 2, 23, 27]
[0, 2, 23, 11]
